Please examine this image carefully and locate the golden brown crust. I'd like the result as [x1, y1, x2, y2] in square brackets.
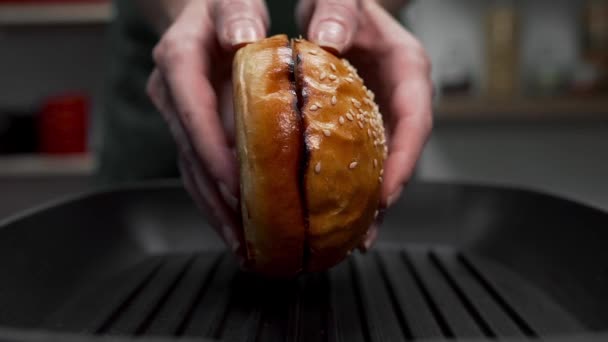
[233, 35, 386, 276]
[233, 34, 306, 277]
[294, 39, 386, 272]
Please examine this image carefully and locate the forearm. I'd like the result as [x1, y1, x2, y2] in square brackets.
[133, 0, 192, 33]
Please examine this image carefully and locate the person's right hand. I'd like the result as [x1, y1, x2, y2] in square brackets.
[145, 0, 269, 265]
[296, 0, 434, 251]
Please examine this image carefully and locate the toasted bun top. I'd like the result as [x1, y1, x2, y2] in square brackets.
[233, 35, 386, 277]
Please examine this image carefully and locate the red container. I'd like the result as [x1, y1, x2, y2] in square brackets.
[38, 93, 89, 155]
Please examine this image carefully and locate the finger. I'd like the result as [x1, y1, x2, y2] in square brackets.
[147, 70, 230, 215]
[147, 69, 196, 158]
[218, 79, 236, 148]
[179, 154, 248, 263]
[147, 69, 245, 256]
[358, 208, 385, 252]
[295, 0, 316, 34]
[213, 0, 269, 49]
[153, 35, 240, 198]
[146, 69, 169, 117]
[178, 155, 222, 230]
[307, 0, 360, 54]
[149, 68, 207, 204]
[383, 76, 433, 208]
[362, 223, 379, 251]
[179, 153, 246, 258]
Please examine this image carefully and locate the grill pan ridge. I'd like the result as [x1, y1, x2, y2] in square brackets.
[37, 248, 581, 341]
[0, 180, 607, 342]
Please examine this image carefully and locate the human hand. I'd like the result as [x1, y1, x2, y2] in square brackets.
[296, 0, 434, 251]
[145, 0, 269, 264]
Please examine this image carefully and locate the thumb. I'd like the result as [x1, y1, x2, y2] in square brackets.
[214, 0, 270, 50]
[307, 0, 360, 54]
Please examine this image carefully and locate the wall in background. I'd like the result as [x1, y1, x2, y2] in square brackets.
[419, 123, 608, 211]
[404, 0, 608, 210]
[405, 0, 583, 96]
[0, 26, 107, 111]
[0, 1, 606, 212]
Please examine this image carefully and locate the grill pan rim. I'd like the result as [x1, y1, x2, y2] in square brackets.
[0, 326, 607, 342]
[2, 179, 606, 230]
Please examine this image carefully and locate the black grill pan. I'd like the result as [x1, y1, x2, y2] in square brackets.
[0, 180, 607, 342]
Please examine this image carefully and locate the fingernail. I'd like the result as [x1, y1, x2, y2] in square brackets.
[387, 186, 403, 207]
[229, 22, 260, 47]
[237, 255, 253, 272]
[365, 223, 380, 249]
[314, 21, 347, 53]
[221, 225, 241, 252]
[219, 182, 238, 211]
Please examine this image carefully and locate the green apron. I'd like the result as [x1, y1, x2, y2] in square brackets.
[96, 0, 299, 184]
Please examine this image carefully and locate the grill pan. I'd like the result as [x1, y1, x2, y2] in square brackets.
[0, 180, 607, 342]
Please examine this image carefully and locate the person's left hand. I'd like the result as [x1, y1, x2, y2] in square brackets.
[145, 0, 270, 266]
[296, 0, 434, 251]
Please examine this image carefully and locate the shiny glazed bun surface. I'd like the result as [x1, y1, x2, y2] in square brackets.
[233, 34, 386, 277]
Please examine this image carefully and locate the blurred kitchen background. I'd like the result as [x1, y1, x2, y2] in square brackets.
[0, 0, 607, 219]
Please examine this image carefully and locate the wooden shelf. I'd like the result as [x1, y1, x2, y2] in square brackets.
[0, 2, 111, 25]
[435, 97, 608, 122]
[0, 154, 96, 176]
